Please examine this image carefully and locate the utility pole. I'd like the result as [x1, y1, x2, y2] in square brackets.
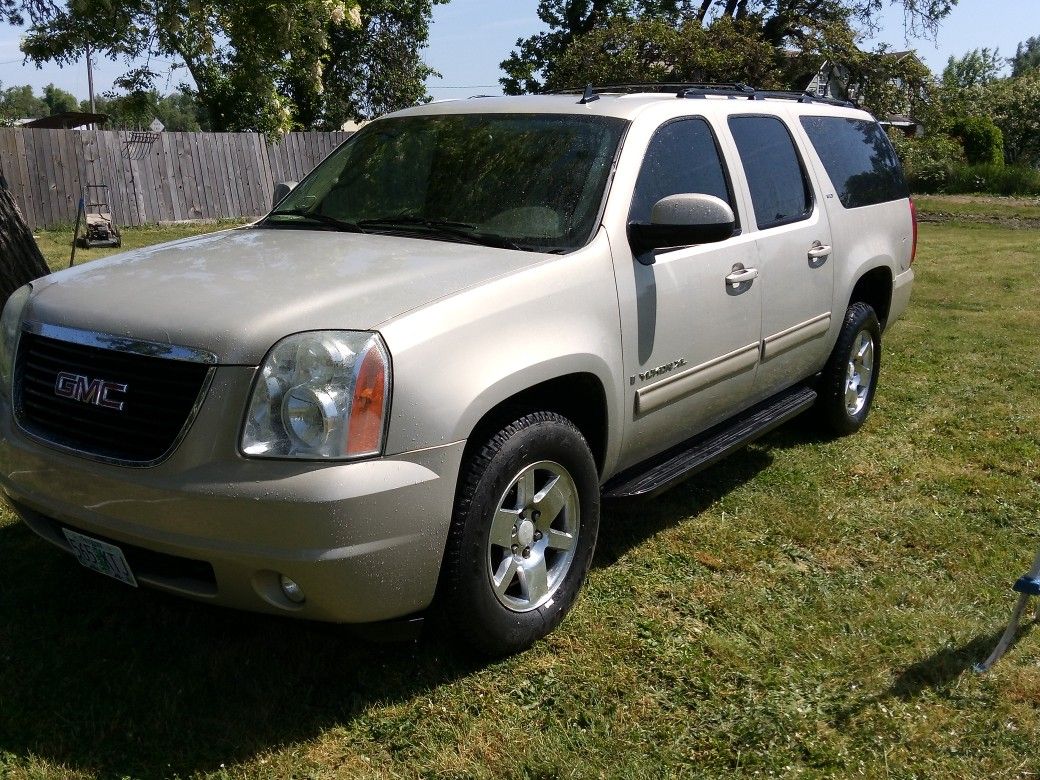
[86, 42, 96, 128]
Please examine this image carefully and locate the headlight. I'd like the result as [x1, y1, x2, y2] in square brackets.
[241, 331, 391, 459]
[0, 284, 32, 401]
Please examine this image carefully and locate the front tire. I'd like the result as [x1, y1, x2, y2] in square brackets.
[437, 412, 600, 657]
[817, 302, 882, 436]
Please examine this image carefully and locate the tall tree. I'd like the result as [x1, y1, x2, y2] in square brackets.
[502, 0, 958, 94]
[6, 0, 437, 135]
[10, 0, 445, 133]
[1011, 36, 1040, 77]
[42, 82, 78, 115]
[546, 15, 782, 91]
[0, 83, 46, 124]
[286, 0, 449, 129]
[981, 72, 1040, 165]
[18, 0, 364, 134]
[501, 0, 697, 94]
[941, 47, 1005, 88]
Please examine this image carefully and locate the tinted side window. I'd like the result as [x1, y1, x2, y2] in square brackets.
[629, 118, 734, 224]
[728, 115, 812, 229]
[800, 116, 910, 208]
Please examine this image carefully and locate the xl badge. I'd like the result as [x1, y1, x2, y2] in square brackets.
[54, 372, 128, 411]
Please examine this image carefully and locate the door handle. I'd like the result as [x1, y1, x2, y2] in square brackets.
[808, 242, 832, 262]
[725, 266, 759, 286]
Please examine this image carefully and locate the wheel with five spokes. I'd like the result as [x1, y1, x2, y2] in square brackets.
[817, 301, 882, 436]
[438, 411, 600, 657]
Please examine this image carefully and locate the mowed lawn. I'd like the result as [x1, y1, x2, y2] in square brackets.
[1, 207, 1039, 779]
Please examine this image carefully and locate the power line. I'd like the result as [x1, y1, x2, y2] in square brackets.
[429, 85, 501, 89]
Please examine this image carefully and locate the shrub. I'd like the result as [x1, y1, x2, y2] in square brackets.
[889, 131, 1040, 194]
[889, 133, 965, 193]
[944, 163, 1040, 195]
[948, 116, 1005, 165]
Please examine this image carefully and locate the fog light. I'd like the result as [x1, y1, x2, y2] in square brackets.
[279, 574, 306, 604]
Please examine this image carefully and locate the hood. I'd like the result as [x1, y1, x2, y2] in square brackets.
[27, 227, 553, 364]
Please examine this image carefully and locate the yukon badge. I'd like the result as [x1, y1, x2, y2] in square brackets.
[54, 372, 128, 411]
[631, 358, 688, 385]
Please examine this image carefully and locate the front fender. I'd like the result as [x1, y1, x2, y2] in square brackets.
[378, 230, 625, 475]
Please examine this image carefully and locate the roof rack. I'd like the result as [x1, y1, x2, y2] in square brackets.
[550, 83, 856, 108]
[746, 89, 856, 108]
[555, 83, 740, 96]
[677, 85, 855, 107]
[674, 83, 755, 98]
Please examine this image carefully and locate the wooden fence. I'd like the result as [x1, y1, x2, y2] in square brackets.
[0, 129, 352, 230]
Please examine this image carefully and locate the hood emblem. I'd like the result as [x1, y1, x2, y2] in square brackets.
[54, 372, 128, 411]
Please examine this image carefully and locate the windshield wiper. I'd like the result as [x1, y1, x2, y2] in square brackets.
[357, 215, 523, 251]
[265, 209, 365, 233]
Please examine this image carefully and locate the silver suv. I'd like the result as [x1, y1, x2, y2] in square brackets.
[0, 86, 915, 655]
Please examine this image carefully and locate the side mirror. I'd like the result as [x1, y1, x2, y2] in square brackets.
[272, 181, 298, 209]
[628, 193, 736, 264]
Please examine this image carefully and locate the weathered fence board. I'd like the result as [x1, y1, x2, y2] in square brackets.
[0, 128, 351, 229]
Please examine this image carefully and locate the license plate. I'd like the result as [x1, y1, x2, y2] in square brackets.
[62, 528, 138, 587]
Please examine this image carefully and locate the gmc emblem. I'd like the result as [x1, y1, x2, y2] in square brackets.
[54, 372, 128, 411]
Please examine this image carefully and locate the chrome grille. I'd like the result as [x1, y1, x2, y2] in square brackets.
[15, 331, 212, 464]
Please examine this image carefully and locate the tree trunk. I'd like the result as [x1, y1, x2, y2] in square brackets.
[0, 174, 50, 306]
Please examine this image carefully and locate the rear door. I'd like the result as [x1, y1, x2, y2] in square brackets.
[726, 113, 835, 396]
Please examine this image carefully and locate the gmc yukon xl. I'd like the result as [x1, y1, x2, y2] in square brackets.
[0, 85, 915, 655]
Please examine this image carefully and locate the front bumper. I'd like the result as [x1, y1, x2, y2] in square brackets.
[0, 366, 465, 623]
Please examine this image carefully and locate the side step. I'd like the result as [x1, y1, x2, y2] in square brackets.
[602, 384, 818, 500]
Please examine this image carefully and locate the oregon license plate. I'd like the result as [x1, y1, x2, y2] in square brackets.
[62, 528, 138, 587]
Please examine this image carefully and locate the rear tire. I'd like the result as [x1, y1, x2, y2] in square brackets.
[817, 302, 882, 436]
[437, 412, 599, 657]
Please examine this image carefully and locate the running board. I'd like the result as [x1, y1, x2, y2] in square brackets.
[603, 384, 817, 500]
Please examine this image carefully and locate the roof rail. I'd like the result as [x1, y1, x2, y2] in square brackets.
[553, 83, 752, 97]
[747, 89, 857, 108]
[675, 83, 755, 98]
[550, 83, 857, 108]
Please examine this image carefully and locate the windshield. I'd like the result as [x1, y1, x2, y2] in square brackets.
[265, 112, 628, 253]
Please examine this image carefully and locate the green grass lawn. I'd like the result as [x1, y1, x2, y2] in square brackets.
[1, 213, 1039, 778]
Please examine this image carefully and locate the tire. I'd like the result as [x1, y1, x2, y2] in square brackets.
[437, 411, 600, 657]
[817, 302, 882, 436]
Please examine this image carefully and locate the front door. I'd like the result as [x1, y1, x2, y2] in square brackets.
[614, 117, 762, 471]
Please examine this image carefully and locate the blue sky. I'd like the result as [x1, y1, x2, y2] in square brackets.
[0, 0, 1034, 103]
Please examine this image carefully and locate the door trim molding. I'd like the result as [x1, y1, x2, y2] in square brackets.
[635, 342, 759, 415]
[761, 312, 831, 361]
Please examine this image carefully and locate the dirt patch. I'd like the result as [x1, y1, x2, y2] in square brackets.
[926, 194, 1040, 207]
[913, 194, 1040, 227]
[917, 211, 1040, 229]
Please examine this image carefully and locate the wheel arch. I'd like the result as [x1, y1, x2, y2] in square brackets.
[459, 370, 611, 480]
[848, 265, 894, 329]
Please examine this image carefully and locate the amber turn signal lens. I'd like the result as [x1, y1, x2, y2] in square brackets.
[346, 344, 387, 457]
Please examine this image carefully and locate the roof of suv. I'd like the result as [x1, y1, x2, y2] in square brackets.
[390, 91, 875, 123]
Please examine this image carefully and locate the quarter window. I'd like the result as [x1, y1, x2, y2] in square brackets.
[728, 115, 812, 229]
[629, 118, 735, 226]
[799, 116, 910, 208]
